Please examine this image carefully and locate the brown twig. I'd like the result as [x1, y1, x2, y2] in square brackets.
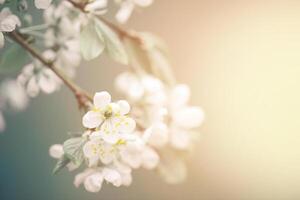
[8, 31, 93, 108]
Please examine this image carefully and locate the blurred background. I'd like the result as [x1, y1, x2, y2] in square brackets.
[1, 0, 300, 199]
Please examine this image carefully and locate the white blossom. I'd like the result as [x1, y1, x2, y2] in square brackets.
[0, 8, 21, 48]
[82, 91, 136, 144]
[43, 2, 82, 78]
[18, 58, 61, 98]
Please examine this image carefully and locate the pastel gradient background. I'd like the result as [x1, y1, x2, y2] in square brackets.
[1, 0, 300, 199]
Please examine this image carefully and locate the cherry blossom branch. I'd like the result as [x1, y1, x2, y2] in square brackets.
[8, 31, 93, 108]
[66, 0, 144, 44]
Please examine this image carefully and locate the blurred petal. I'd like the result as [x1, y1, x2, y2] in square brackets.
[118, 117, 136, 133]
[170, 129, 190, 150]
[74, 168, 95, 187]
[93, 91, 111, 109]
[142, 146, 159, 169]
[27, 77, 40, 97]
[82, 111, 102, 128]
[49, 144, 63, 159]
[170, 84, 190, 108]
[134, 0, 153, 7]
[144, 122, 168, 147]
[173, 106, 204, 129]
[38, 69, 59, 94]
[117, 100, 130, 115]
[84, 172, 103, 192]
[102, 168, 122, 187]
[115, 1, 134, 24]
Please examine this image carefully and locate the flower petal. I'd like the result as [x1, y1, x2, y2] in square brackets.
[173, 106, 204, 129]
[118, 117, 136, 133]
[120, 142, 143, 168]
[102, 168, 122, 187]
[170, 84, 190, 109]
[170, 129, 190, 150]
[74, 168, 95, 188]
[84, 172, 103, 192]
[117, 100, 130, 115]
[142, 146, 159, 169]
[49, 144, 64, 159]
[115, 1, 134, 24]
[144, 122, 168, 147]
[26, 77, 40, 97]
[82, 111, 102, 128]
[93, 91, 111, 109]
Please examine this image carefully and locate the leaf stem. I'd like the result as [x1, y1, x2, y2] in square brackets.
[8, 31, 93, 108]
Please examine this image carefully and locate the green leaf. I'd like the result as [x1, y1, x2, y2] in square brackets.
[141, 33, 175, 85]
[124, 37, 152, 73]
[95, 19, 128, 65]
[124, 32, 175, 85]
[0, 43, 30, 74]
[52, 155, 71, 175]
[80, 20, 105, 60]
[63, 137, 85, 166]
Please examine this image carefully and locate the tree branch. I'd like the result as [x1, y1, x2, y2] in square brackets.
[8, 31, 93, 108]
[66, 0, 144, 44]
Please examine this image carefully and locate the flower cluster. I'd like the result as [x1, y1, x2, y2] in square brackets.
[50, 91, 159, 192]
[0, 0, 205, 194]
[116, 72, 204, 183]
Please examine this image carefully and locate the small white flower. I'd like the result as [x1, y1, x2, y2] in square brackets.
[82, 91, 136, 144]
[0, 8, 21, 48]
[18, 51, 62, 97]
[34, 0, 52, 9]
